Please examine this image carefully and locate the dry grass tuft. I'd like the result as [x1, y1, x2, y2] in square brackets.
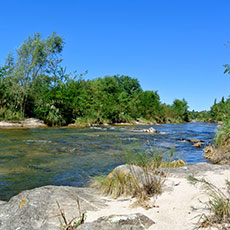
[92, 171, 137, 199]
[57, 199, 86, 230]
[188, 175, 230, 229]
[92, 146, 185, 208]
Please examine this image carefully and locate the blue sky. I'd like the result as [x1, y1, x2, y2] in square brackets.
[0, 0, 230, 111]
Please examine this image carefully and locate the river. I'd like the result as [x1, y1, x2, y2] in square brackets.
[0, 122, 217, 200]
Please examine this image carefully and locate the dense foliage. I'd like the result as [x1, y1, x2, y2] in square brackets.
[0, 33, 191, 126]
[208, 63, 230, 151]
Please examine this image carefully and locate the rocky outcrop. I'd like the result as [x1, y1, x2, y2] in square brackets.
[0, 186, 105, 230]
[203, 145, 215, 160]
[203, 145, 230, 164]
[21, 118, 46, 128]
[0, 121, 22, 127]
[0, 185, 155, 230]
[166, 162, 230, 177]
[81, 213, 155, 230]
[0, 118, 46, 128]
[1, 163, 230, 229]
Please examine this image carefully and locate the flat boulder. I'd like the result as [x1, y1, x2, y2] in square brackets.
[0, 186, 106, 230]
[21, 118, 46, 128]
[81, 213, 155, 230]
[0, 121, 22, 127]
[0, 118, 46, 128]
[188, 139, 202, 144]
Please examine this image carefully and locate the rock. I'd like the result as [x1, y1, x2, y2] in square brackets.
[21, 118, 46, 128]
[203, 145, 230, 164]
[0, 201, 6, 207]
[176, 138, 187, 142]
[0, 121, 22, 127]
[188, 139, 201, 143]
[0, 118, 46, 128]
[193, 142, 203, 148]
[81, 213, 155, 230]
[203, 145, 215, 160]
[109, 164, 161, 188]
[133, 127, 142, 130]
[165, 162, 230, 177]
[143, 127, 157, 133]
[189, 139, 205, 144]
[0, 186, 106, 230]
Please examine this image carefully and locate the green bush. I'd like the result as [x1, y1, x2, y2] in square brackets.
[214, 119, 230, 148]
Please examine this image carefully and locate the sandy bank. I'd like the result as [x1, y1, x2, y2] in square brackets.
[87, 163, 230, 229]
[0, 163, 229, 229]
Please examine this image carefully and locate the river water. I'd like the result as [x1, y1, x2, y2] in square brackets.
[0, 122, 217, 200]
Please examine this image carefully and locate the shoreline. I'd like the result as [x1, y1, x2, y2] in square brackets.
[0, 162, 229, 229]
[0, 118, 216, 129]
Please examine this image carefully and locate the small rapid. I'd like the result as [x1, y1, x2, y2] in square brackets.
[0, 122, 217, 200]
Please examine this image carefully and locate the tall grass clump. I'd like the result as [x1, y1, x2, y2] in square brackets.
[214, 119, 230, 149]
[93, 144, 186, 208]
[188, 175, 230, 228]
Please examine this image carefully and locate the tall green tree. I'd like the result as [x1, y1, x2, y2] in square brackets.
[172, 98, 189, 122]
[2, 32, 64, 117]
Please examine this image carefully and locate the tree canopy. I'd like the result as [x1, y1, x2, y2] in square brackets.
[0, 32, 193, 125]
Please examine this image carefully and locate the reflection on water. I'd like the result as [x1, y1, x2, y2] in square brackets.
[0, 122, 217, 200]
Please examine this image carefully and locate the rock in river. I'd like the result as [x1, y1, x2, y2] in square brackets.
[143, 127, 158, 133]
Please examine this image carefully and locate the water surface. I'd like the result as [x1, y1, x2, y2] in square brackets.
[0, 122, 217, 200]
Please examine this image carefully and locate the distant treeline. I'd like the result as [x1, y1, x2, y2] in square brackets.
[189, 97, 230, 123]
[0, 32, 192, 126]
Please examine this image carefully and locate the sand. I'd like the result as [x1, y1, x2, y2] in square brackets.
[85, 166, 230, 230]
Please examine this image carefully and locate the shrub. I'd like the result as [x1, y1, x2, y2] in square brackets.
[214, 119, 230, 148]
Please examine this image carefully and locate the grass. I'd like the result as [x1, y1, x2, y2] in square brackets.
[214, 119, 230, 148]
[93, 145, 186, 208]
[57, 199, 86, 230]
[188, 175, 230, 228]
[93, 170, 138, 199]
[203, 119, 230, 164]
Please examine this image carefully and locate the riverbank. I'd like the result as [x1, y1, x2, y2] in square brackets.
[0, 162, 229, 230]
[0, 122, 217, 201]
[0, 117, 201, 129]
[0, 118, 154, 128]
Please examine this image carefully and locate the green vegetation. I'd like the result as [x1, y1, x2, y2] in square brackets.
[201, 62, 230, 164]
[214, 119, 230, 149]
[188, 175, 230, 228]
[93, 146, 186, 208]
[57, 200, 86, 230]
[0, 32, 192, 126]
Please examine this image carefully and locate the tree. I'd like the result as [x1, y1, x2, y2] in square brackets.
[172, 98, 189, 122]
[2, 32, 64, 116]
